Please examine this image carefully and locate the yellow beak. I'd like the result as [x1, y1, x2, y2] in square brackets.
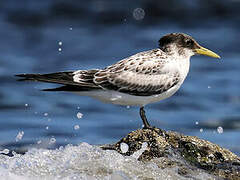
[195, 46, 220, 59]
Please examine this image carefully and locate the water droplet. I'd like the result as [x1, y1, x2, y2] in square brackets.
[25, 103, 28, 107]
[15, 131, 24, 142]
[195, 121, 199, 125]
[58, 41, 62, 46]
[120, 143, 129, 153]
[133, 8, 145, 20]
[58, 48, 62, 52]
[200, 128, 203, 133]
[208, 86, 211, 89]
[69, 27, 73, 30]
[77, 112, 83, 119]
[46, 126, 49, 130]
[126, 105, 130, 109]
[44, 112, 48, 116]
[131, 142, 148, 159]
[142, 142, 148, 149]
[49, 137, 56, 144]
[37, 140, 42, 144]
[74, 125, 80, 130]
[217, 126, 223, 134]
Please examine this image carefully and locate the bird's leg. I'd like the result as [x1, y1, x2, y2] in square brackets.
[140, 106, 151, 129]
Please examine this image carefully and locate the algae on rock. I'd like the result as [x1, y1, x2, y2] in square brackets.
[102, 128, 240, 180]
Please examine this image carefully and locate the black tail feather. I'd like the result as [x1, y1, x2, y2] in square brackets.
[42, 85, 97, 92]
[15, 71, 101, 91]
[15, 72, 74, 83]
[15, 72, 87, 87]
[15, 74, 41, 81]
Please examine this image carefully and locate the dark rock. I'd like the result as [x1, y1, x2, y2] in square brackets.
[101, 128, 240, 180]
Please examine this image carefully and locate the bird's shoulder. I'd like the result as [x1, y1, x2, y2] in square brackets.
[101, 48, 169, 74]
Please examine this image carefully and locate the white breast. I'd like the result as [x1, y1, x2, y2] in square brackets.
[76, 82, 181, 106]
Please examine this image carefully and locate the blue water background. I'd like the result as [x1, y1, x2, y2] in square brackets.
[0, 1, 239, 155]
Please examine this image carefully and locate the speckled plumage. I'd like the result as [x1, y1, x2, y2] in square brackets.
[16, 33, 220, 127]
[72, 48, 181, 96]
[16, 33, 198, 106]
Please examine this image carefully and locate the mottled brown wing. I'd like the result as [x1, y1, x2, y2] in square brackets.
[93, 52, 180, 96]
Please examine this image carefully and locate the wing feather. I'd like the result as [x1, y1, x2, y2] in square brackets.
[94, 49, 181, 96]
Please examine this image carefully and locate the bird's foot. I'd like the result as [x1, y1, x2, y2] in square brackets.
[142, 125, 167, 137]
[142, 124, 155, 130]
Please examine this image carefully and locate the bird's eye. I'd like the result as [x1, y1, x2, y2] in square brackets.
[185, 39, 193, 46]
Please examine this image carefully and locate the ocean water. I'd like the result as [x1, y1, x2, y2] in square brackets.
[0, 0, 239, 161]
[0, 143, 217, 180]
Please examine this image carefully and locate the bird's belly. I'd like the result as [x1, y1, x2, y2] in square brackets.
[76, 85, 181, 106]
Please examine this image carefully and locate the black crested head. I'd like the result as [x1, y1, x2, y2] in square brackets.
[158, 33, 200, 51]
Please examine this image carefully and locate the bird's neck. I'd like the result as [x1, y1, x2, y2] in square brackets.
[161, 44, 191, 82]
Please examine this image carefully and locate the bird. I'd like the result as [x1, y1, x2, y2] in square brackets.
[16, 33, 220, 129]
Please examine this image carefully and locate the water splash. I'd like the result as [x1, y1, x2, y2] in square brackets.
[0, 143, 215, 179]
[15, 131, 24, 142]
[133, 8, 145, 20]
[74, 125, 80, 130]
[77, 112, 83, 119]
[120, 143, 129, 153]
[217, 126, 223, 134]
